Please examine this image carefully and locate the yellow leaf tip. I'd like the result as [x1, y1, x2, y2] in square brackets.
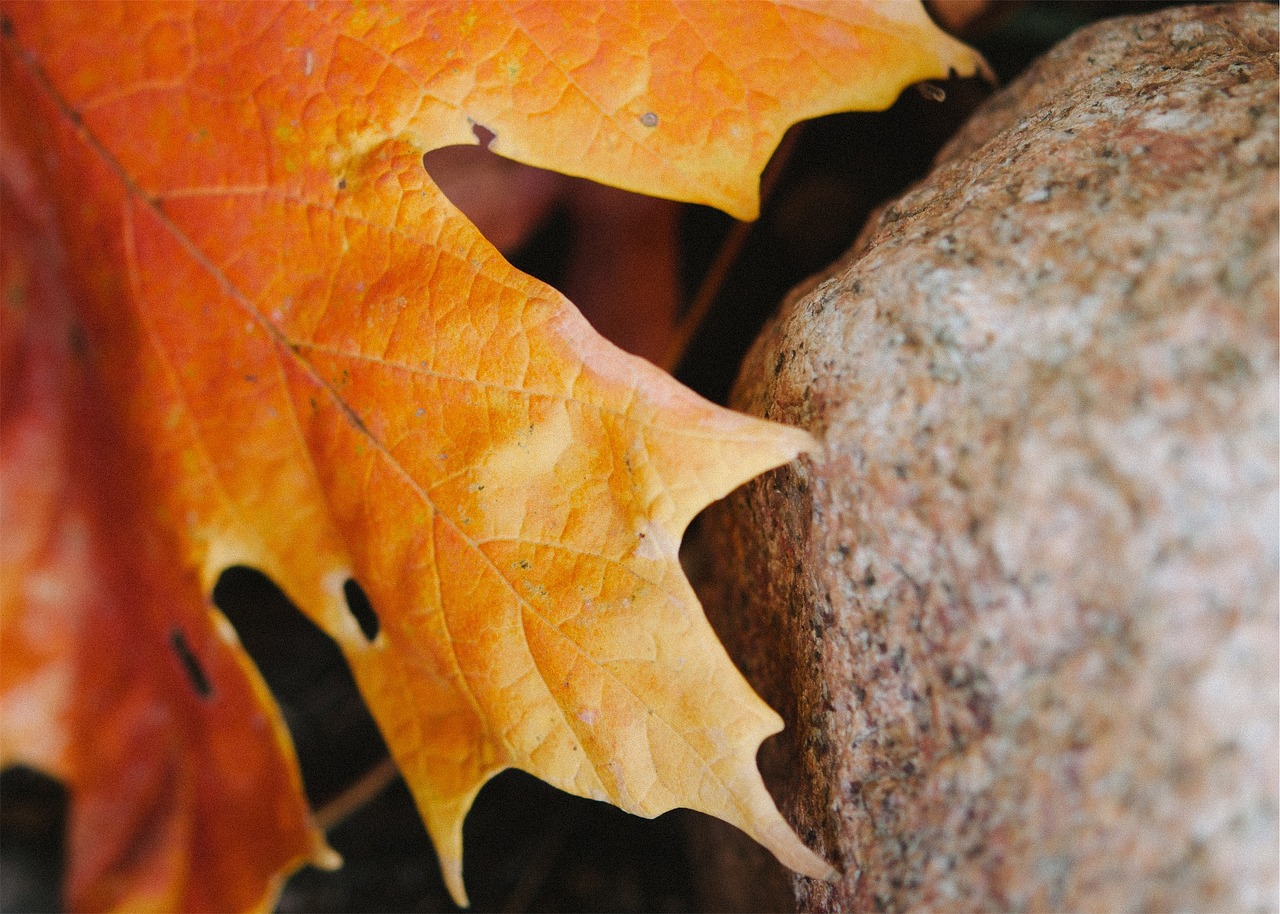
[770, 420, 819, 466]
[311, 842, 343, 872]
[763, 820, 836, 883]
[442, 855, 470, 909]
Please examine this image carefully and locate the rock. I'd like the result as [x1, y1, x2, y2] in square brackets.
[700, 4, 1279, 912]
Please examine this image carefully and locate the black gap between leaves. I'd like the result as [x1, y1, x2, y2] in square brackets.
[0, 766, 66, 914]
[673, 78, 991, 403]
[419, 146, 576, 295]
[506, 202, 575, 293]
[211, 566, 388, 811]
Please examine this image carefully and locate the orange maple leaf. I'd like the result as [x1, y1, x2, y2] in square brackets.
[0, 2, 984, 909]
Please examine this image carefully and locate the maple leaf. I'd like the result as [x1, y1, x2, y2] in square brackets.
[0, 2, 985, 909]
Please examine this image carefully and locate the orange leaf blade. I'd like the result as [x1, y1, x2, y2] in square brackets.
[0, 86, 335, 912]
[1, 1, 984, 906]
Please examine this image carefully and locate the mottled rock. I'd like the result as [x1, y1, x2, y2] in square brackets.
[701, 5, 1279, 912]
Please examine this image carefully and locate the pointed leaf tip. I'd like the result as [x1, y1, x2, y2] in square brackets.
[2, 1, 964, 906]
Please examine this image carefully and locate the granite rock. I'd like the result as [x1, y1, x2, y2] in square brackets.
[701, 5, 1279, 911]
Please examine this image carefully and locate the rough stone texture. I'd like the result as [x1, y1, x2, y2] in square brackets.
[699, 5, 1279, 912]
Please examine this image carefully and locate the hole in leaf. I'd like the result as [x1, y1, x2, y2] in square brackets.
[471, 122, 496, 149]
[169, 628, 213, 699]
[343, 578, 379, 643]
[0, 766, 67, 914]
[212, 566, 388, 809]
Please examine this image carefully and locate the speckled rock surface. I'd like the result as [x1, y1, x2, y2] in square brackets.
[700, 4, 1279, 912]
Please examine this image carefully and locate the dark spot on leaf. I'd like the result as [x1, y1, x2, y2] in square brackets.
[170, 628, 213, 699]
[471, 122, 496, 149]
[337, 177, 347, 190]
[344, 578, 379, 642]
[0, 15, 14, 37]
[67, 324, 87, 358]
[341, 402, 370, 436]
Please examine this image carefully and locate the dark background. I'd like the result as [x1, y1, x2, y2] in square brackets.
[1, 4, 1206, 912]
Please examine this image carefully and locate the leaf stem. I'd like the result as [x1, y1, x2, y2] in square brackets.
[659, 124, 803, 375]
[314, 755, 400, 833]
